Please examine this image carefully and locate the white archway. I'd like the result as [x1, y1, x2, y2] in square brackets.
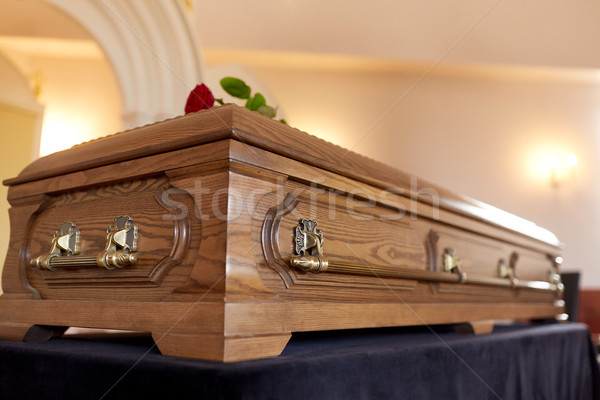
[46, 0, 205, 129]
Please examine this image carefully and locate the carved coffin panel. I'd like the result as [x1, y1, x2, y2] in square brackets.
[24, 175, 200, 298]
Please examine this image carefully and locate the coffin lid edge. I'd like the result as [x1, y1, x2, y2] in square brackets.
[3, 104, 561, 248]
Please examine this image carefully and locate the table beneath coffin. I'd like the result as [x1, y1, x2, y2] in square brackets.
[0, 322, 597, 400]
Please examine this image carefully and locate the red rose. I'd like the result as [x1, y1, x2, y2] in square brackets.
[185, 83, 215, 114]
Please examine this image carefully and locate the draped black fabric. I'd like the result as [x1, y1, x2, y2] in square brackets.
[0, 323, 597, 400]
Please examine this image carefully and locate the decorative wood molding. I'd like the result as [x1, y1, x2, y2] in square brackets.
[28, 177, 196, 288]
[509, 251, 519, 277]
[426, 229, 439, 272]
[148, 187, 194, 283]
[13, 194, 51, 299]
[261, 193, 298, 288]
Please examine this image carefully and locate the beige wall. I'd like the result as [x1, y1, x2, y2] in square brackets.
[30, 55, 122, 156]
[0, 104, 38, 290]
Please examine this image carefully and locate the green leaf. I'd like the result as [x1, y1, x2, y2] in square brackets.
[279, 119, 287, 124]
[215, 98, 224, 105]
[220, 77, 251, 99]
[257, 105, 276, 118]
[245, 93, 266, 111]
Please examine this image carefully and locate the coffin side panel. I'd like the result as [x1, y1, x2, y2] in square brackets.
[1, 194, 49, 298]
[250, 170, 561, 306]
[24, 175, 202, 300]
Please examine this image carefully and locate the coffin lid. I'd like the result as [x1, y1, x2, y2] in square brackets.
[5, 104, 561, 247]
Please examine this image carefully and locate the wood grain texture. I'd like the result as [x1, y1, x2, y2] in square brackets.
[0, 107, 564, 361]
[24, 175, 203, 301]
[0, 321, 36, 340]
[5, 105, 559, 248]
[0, 298, 561, 362]
[1, 194, 48, 298]
[152, 332, 292, 362]
[222, 302, 563, 335]
[6, 140, 233, 202]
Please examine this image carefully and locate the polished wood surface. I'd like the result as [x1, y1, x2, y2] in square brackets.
[5, 105, 559, 247]
[0, 105, 564, 361]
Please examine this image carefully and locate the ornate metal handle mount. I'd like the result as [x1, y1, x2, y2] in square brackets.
[31, 216, 138, 271]
[289, 218, 561, 293]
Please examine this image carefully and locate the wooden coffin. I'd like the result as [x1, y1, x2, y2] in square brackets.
[0, 104, 564, 362]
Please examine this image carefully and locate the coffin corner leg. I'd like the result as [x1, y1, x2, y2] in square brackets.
[152, 331, 292, 362]
[453, 320, 495, 335]
[0, 322, 66, 342]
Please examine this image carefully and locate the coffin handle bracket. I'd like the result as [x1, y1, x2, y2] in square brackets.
[31, 216, 138, 271]
[289, 218, 561, 293]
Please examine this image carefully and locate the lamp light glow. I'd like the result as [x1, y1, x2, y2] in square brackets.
[565, 152, 578, 167]
[39, 109, 90, 157]
[528, 148, 578, 187]
[548, 151, 578, 187]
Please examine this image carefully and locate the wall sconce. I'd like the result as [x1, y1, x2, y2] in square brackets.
[546, 152, 577, 187]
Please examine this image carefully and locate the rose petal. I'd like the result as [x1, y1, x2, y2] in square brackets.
[185, 83, 215, 114]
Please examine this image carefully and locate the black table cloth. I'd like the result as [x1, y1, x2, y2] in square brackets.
[0, 322, 598, 400]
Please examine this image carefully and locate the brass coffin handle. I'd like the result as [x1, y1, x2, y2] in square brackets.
[289, 218, 562, 293]
[31, 216, 138, 271]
